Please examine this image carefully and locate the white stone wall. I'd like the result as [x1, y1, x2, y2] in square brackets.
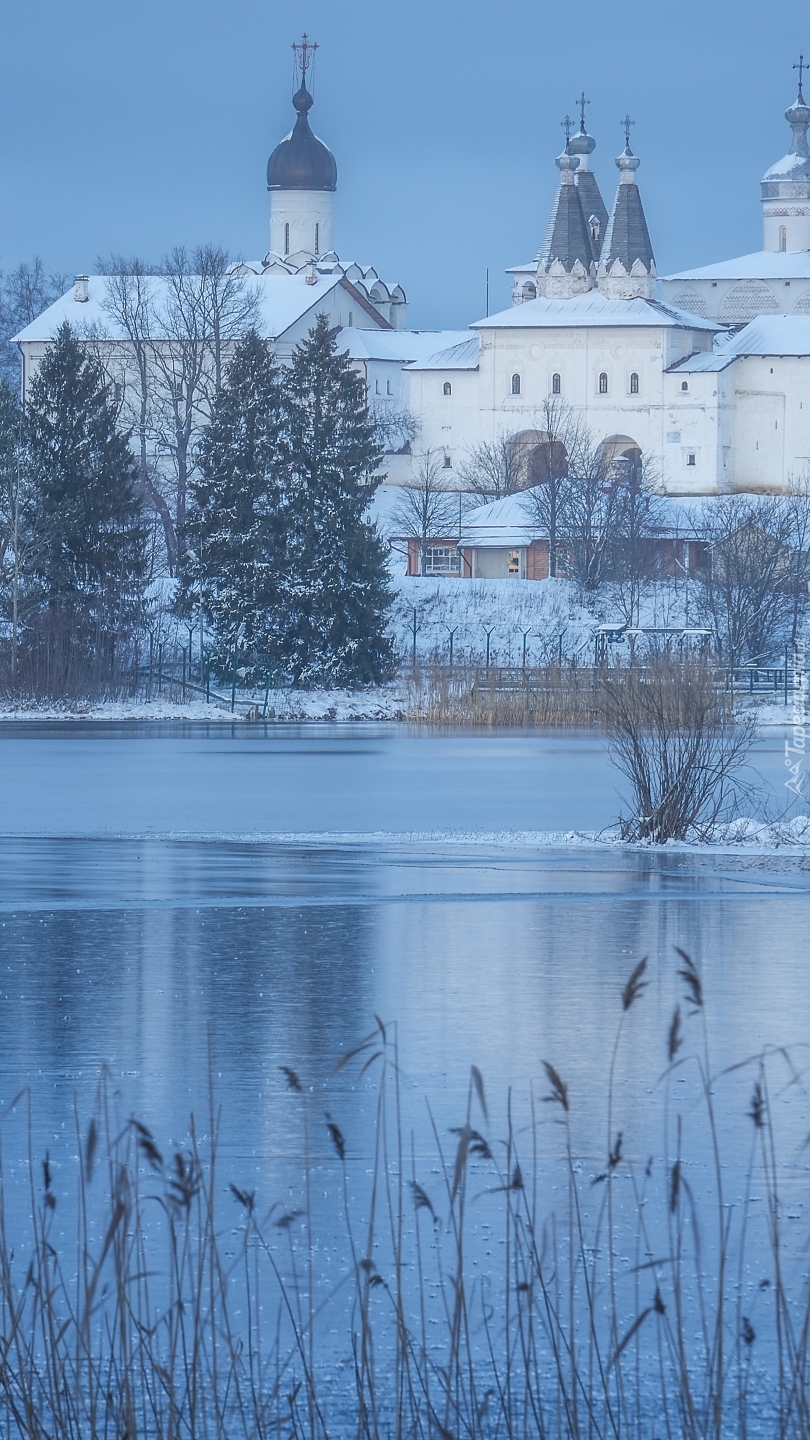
[269, 189, 334, 260]
[405, 322, 726, 493]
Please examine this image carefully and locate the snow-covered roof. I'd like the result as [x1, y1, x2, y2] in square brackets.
[471, 292, 720, 332]
[664, 249, 810, 282]
[13, 272, 363, 345]
[337, 328, 471, 364]
[458, 488, 731, 548]
[406, 335, 480, 371]
[670, 314, 810, 371]
[459, 490, 542, 548]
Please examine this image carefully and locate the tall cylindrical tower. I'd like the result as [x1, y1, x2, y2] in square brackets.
[761, 81, 810, 252]
[267, 45, 337, 260]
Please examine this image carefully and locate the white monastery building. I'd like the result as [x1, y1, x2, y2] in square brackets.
[14, 45, 810, 501]
[407, 80, 810, 500]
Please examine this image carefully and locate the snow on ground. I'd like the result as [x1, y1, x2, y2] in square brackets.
[0, 698, 237, 722]
[389, 576, 597, 666]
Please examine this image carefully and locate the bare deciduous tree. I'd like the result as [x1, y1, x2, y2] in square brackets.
[697, 494, 801, 664]
[457, 435, 529, 505]
[96, 247, 259, 573]
[390, 451, 459, 575]
[601, 654, 756, 842]
[0, 259, 70, 387]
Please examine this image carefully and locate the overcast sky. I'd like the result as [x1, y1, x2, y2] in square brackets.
[0, 0, 806, 328]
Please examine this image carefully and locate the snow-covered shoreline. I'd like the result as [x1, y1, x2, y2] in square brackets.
[0, 692, 795, 725]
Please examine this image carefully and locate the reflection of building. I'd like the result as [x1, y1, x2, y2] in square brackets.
[405, 75, 810, 497]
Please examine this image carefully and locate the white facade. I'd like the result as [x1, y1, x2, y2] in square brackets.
[269, 188, 334, 263]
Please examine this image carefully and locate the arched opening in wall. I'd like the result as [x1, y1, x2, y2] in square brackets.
[443, 381, 452, 396]
[630, 372, 639, 394]
[589, 215, 601, 245]
[601, 434, 643, 484]
[526, 432, 569, 486]
[552, 372, 561, 394]
[599, 371, 609, 394]
[780, 225, 787, 252]
[521, 282, 537, 301]
[511, 373, 521, 395]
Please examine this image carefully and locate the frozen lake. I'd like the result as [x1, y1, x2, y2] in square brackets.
[0, 720, 805, 1169]
[0, 720, 807, 1428]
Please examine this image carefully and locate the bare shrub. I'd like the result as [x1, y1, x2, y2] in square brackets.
[600, 653, 756, 841]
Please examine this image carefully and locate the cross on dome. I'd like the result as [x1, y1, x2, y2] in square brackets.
[578, 91, 590, 132]
[292, 32, 318, 83]
[622, 114, 635, 150]
[560, 114, 573, 146]
[794, 53, 807, 102]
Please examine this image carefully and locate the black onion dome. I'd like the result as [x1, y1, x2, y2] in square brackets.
[267, 82, 337, 192]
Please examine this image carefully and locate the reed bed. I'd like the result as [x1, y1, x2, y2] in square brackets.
[0, 953, 806, 1439]
[406, 664, 606, 728]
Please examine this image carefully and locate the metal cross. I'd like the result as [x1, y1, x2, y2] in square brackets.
[578, 91, 590, 132]
[621, 113, 635, 148]
[794, 54, 807, 98]
[292, 32, 318, 80]
[560, 114, 573, 145]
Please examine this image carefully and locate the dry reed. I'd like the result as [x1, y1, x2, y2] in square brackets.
[0, 956, 803, 1439]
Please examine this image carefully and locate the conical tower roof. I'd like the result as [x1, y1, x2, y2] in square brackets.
[536, 149, 594, 272]
[599, 137, 655, 289]
[568, 115, 609, 241]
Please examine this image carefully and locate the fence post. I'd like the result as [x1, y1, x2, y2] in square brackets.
[411, 607, 419, 671]
[231, 649, 238, 714]
[158, 643, 163, 694]
[785, 648, 790, 706]
[182, 647, 187, 701]
[484, 628, 494, 670]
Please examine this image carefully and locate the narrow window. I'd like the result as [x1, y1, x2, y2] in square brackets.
[552, 372, 561, 394]
[780, 225, 787, 252]
[284, 223, 290, 255]
[348, 311, 353, 327]
[589, 216, 600, 244]
[681, 380, 689, 392]
[687, 452, 696, 467]
[375, 379, 380, 395]
[630, 372, 639, 394]
[314, 222, 319, 254]
[443, 381, 452, 396]
[599, 372, 608, 394]
[511, 373, 521, 395]
[386, 379, 393, 395]
[443, 452, 452, 469]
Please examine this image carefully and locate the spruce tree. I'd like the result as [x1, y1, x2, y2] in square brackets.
[181, 330, 287, 684]
[283, 313, 394, 686]
[26, 323, 146, 631]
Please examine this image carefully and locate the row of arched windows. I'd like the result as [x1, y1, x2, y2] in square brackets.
[441, 371, 643, 400]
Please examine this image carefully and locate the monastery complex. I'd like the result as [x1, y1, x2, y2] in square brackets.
[15, 43, 810, 522]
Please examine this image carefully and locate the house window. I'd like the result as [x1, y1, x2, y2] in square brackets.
[511, 373, 521, 395]
[599, 372, 608, 394]
[630, 372, 639, 394]
[552, 372, 561, 394]
[443, 381, 452, 396]
[443, 452, 452, 469]
[687, 452, 696, 466]
[425, 545, 461, 575]
[507, 549, 521, 575]
[375, 379, 380, 395]
[589, 216, 600, 244]
[780, 225, 787, 252]
[681, 380, 689, 392]
[387, 379, 393, 395]
[284, 223, 290, 255]
[348, 311, 353, 327]
[314, 222, 320, 254]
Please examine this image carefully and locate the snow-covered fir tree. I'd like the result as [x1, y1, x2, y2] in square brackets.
[282, 313, 394, 686]
[180, 330, 288, 684]
[26, 323, 146, 631]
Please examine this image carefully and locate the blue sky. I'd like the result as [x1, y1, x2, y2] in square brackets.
[0, 0, 806, 328]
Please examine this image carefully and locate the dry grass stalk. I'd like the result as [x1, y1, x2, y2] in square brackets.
[0, 959, 804, 1438]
